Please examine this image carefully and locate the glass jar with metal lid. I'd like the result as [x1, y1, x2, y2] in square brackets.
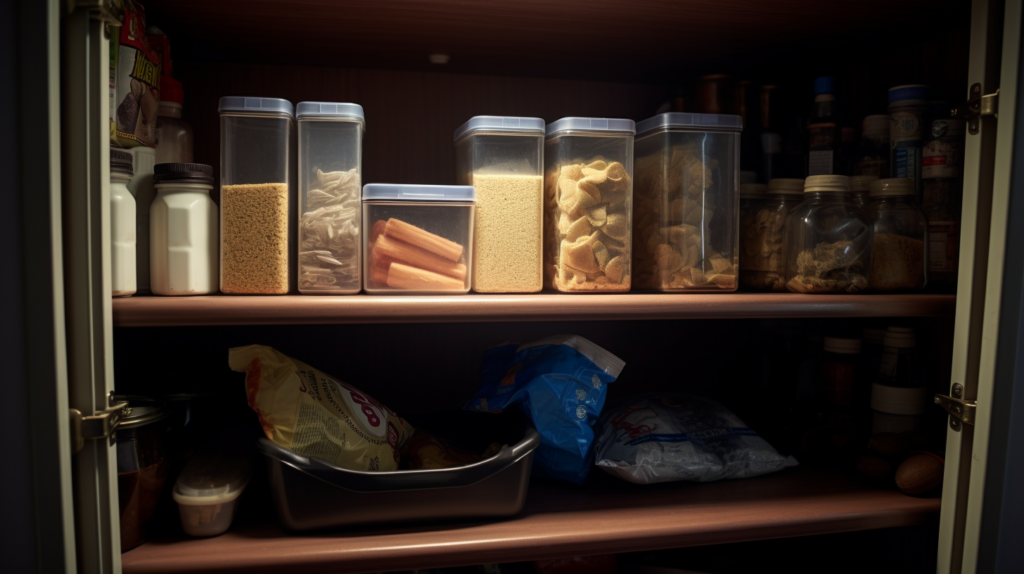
[784, 175, 873, 294]
[848, 175, 879, 208]
[867, 178, 927, 291]
[741, 178, 804, 291]
[115, 396, 170, 551]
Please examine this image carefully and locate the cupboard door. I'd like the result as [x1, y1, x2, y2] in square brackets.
[937, 0, 1021, 572]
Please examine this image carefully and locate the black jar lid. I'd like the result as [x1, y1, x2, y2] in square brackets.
[110, 148, 134, 177]
[153, 163, 214, 185]
[113, 395, 168, 431]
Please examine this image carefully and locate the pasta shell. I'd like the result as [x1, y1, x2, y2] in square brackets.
[605, 256, 627, 284]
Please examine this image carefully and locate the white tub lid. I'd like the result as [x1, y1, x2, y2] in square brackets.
[454, 116, 545, 142]
[296, 101, 365, 124]
[363, 183, 476, 202]
[546, 117, 635, 137]
[218, 96, 293, 117]
[636, 112, 743, 136]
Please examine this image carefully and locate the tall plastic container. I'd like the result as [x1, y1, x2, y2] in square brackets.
[218, 97, 293, 294]
[110, 148, 137, 297]
[545, 117, 635, 292]
[634, 113, 741, 291]
[150, 163, 219, 295]
[454, 116, 545, 293]
[297, 102, 364, 294]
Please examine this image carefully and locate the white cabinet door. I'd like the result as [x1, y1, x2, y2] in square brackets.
[937, 0, 1021, 572]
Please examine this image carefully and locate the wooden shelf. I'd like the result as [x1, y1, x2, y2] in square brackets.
[112, 293, 955, 326]
[121, 467, 940, 574]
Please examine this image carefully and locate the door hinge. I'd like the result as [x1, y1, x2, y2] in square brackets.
[70, 394, 129, 454]
[952, 83, 999, 135]
[934, 383, 977, 432]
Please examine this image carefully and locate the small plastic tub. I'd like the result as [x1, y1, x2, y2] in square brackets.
[297, 102, 365, 294]
[172, 443, 254, 537]
[362, 184, 475, 294]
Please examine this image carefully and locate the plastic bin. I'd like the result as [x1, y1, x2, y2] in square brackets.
[455, 116, 545, 293]
[218, 96, 293, 294]
[544, 117, 635, 292]
[297, 102, 364, 294]
[363, 184, 475, 294]
[258, 424, 540, 531]
[172, 441, 254, 537]
[633, 113, 742, 292]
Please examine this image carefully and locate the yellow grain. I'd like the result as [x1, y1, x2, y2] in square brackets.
[471, 174, 544, 293]
[221, 183, 289, 294]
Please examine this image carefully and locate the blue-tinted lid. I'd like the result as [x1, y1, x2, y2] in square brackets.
[362, 183, 475, 203]
[814, 76, 835, 95]
[453, 116, 545, 142]
[546, 117, 635, 137]
[636, 113, 743, 136]
[889, 84, 930, 103]
[296, 101, 365, 123]
[218, 96, 293, 117]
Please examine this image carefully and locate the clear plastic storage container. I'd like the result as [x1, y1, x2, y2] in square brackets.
[110, 148, 137, 297]
[784, 175, 873, 294]
[297, 102, 365, 294]
[545, 117, 635, 292]
[172, 441, 253, 537]
[150, 163, 219, 295]
[634, 113, 741, 292]
[740, 178, 804, 291]
[218, 96, 293, 294]
[363, 184, 475, 294]
[867, 178, 927, 292]
[455, 116, 545, 293]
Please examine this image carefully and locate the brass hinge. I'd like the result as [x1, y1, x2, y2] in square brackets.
[952, 83, 999, 135]
[934, 383, 977, 432]
[70, 395, 129, 454]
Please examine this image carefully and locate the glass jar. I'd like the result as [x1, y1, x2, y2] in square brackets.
[111, 148, 137, 297]
[848, 175, 878, 208]
[116, 396, 169, 551]
[297, 102, 364, 294]
[784, 175, 872, 294]
[218, 96, 293, 294]
[741, 178, 804, 291]
[455, 116, 545, 293]
[150, 163, 219, 295]
[633, 113, 740, 292]
[867, 178, 927, 292]
[739, 183, 767, 290]
[545, 117, 635, 292]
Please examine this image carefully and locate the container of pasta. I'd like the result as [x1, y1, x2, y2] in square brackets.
[218, 97, 293, 294]
[297, 102, 364, 294]
[633, 113, 741, 291]
[363, 184, 475, 294]
[544, 117, 635, 292]
[455, 116, 545, 293]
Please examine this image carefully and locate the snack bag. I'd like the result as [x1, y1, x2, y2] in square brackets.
[594, 393, 798, 484]
[109, 0, 161, 148]
[230, 345, 412, 472]
[465, 335, 624, 484]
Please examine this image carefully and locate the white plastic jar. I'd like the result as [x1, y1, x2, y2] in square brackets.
[150, 163, 219, 295]
[110, 148, 137, 297]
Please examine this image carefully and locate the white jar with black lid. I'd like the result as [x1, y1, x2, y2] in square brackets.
[111, 148, 137, 297]
[150, 163, 219, 295]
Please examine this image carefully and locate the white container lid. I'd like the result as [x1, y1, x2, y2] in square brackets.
[636, 112, 743, 137]
[870, 178, 915, 197]
[218, 96, 293, 118]
[871, 383, 927, 415]
[363, 183, 476, 203]
[804, 175, 850, 193]
[824, 337, 861, 354]
[546, 117, 635, 137]
[296, 101, 365, 124]
[862, 114, 890, 138]
[849, 175, 879, 193]
[883, 326, 916, 348]
[740, 171, 758, 184]
[740, 183, 768, 198]
[768, 178, 805, 195]
[172, 445, 254, 505]
[453, 116, 545, 142]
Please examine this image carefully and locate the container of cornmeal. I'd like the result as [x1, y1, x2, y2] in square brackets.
[218, 96, 293, 294]
[633, 113, 742, 292]
[544, 117, 635, 292]
[297, 102, 365, 294]
[455, 116, 545, 293]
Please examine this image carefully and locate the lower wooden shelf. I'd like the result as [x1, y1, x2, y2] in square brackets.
[121, 466, 940, 574]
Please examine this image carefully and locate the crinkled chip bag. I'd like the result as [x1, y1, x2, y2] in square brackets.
[230, 345, 413, 472]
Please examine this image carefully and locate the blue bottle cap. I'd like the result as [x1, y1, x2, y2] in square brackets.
[888, 85, 930, 103]
[813, 76, 835, 95]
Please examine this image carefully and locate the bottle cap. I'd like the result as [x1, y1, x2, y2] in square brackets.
[740, 171, 758, 184]
[768, 178, 805, 195]
[850, 175, 879, 192]
[862, 114, 890, 138]
[814, 76, 835, 95]
[824, 337, 861, 354]
[740, 183, 768, 198]
[153, 163, 214, 185]
[883, 326, 916, 348]
[110, 147, 134, 177]
[870, 178, 915, 197]
[804, 174, 850, 193]
[888, 84, 930, 103]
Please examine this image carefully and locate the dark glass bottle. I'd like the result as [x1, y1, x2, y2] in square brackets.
[806, 76, 839, 176]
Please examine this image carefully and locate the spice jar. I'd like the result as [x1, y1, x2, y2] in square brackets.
[455, 116, 545, 293]
[848, 175, 878, 208]
[297, 102, 364, 294]
[545, 117, 635, 292]
[740, 178, 804, 291]
[867, 178, 927, 292]
[150, 163, 219, 295]
[633, 113, 741, 291]
[218, 96, 293, 295]
[784, 175, 872, 294]
[111, 148, 137, 297]
[116, 396, 169, 551]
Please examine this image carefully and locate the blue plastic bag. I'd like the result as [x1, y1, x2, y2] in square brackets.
[465, 335, 625, 484]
